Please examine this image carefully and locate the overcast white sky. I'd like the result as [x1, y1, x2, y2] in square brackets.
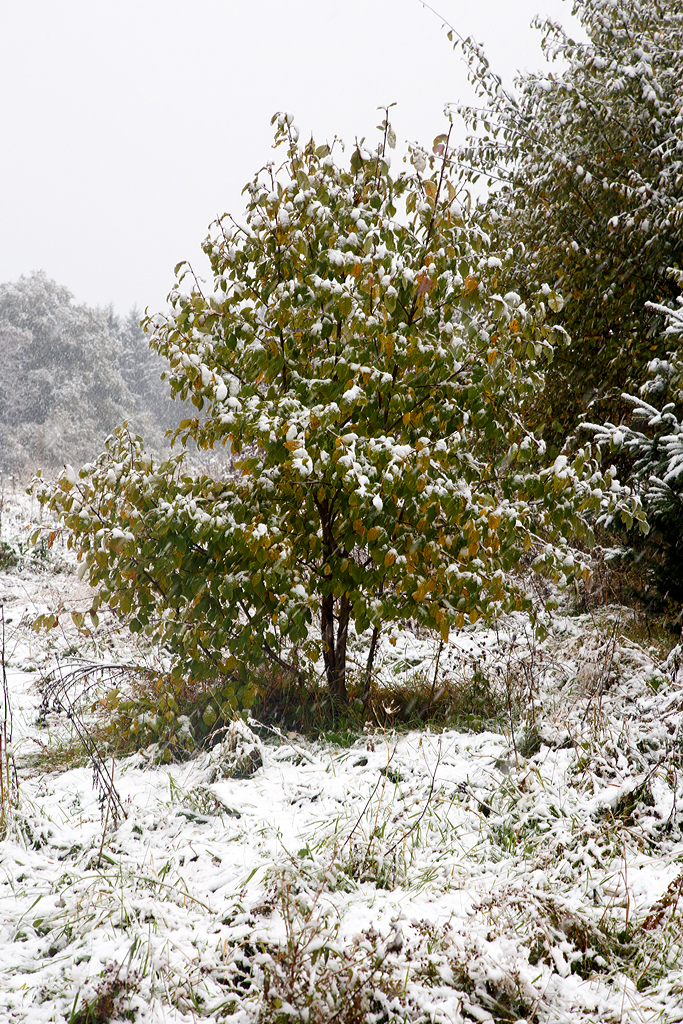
[1, 0, 584, 316]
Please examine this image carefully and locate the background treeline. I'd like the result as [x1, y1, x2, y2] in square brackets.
[0, 271, 179, 475]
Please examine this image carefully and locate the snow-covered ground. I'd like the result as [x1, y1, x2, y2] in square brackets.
[1, 489, 683, 1023]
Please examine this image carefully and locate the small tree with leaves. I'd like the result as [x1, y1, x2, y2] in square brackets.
[34, 115, 642, 706]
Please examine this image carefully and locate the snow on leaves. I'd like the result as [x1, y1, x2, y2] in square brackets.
[34, 115, 643, 701]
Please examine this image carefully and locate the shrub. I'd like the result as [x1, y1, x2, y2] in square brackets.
[33, 115, 642, 709]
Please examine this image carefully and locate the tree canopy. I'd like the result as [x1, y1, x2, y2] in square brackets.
[34, 115, 642, 704]
[0, 273, 130, 473]
[452, 0, 683, 436]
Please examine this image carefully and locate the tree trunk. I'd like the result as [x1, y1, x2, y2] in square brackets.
[317, 495, 351, 705]
[321, 592, 351, 703]
[362, 580, 383, 709]
[363, 626, 380, 710]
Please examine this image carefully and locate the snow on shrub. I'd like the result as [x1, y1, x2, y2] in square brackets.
[33, 114, 643, 702]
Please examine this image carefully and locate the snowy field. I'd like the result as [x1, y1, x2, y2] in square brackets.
[1, 488, 683, 1023]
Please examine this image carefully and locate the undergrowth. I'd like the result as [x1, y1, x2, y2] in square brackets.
[70, 965, 139, 1024]
[32, 643, 532, 774]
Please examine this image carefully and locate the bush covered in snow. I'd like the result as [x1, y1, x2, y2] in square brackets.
[33, 115, 643, 703]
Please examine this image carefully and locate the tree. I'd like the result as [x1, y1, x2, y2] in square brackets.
[451, 0, 683, 437]
[0, 275, 182, 474]
[586, 275, 683, 605]
[0, 273, 130, 472]
[111, 306, 180, 446]
[34, 115, 642, 704]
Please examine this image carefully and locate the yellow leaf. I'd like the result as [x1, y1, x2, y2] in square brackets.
[455, 612, 465, 629]
[487, 349, 498, 364]
[463, 274, 479, 295]
[469, 610, 480, 624]
[367, 527, 380, 543]
[384, 551, 396, 567]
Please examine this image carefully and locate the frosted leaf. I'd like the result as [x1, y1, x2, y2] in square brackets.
[412, 151, 427, 174]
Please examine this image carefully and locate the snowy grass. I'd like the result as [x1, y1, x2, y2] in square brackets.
[2, 489, 683, 1022]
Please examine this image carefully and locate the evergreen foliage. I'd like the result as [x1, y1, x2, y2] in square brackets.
[111, 307, 179, 445]
[0, 273, 129, 472]
[34, 116, 643, 702]
[586, 283, 683, 605]
[452, 0, 683, 437]
[0, 273, 176, 473]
